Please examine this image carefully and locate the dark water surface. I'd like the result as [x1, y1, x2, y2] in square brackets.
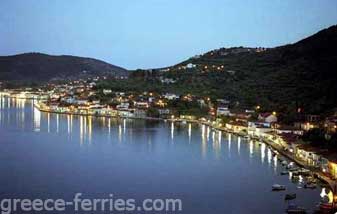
[0, 97, 328, 213]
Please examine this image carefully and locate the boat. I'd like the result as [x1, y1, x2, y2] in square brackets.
[292, 171, 300, 176]
[286, 203, 306, 214]
[289, 167, 300, 172]
[305, 177, 316, 184]
[281, 170, 289, 175]
[304, 183, 316, 189]
[181, 120, 187, 125]
[281, 160, 288, 166]
[285, 193, 297, 201]
[298, 168, 311, 176]
[272, 184, 286, 191]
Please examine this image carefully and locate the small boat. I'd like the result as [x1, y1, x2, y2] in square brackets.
[298, 168, 311, 176]
[292, 171, 300, 176]
[272, 184, 286, 191]
[285, 193, 297, 201]
[304, 183, 316, 189]
[289, 167, 300, 172]
[286, 203, 306, 214]
[281, 170, 289, 175]
[292, 174, 300, 180]
[181, 120, 187, 125]
[305, 177, 316, 184]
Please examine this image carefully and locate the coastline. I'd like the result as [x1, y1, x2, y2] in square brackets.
[0, 93, 332, 199]
[32, 101, 336, 191]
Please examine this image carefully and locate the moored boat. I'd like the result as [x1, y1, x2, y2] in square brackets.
[303, 183, 316, 189]
[281, 170, 289, 175]
[272, 184, 286, 191]
[284, 193, 297, 201]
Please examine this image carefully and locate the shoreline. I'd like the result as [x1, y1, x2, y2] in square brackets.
[34, 103, 337, 191]
[1, 94, 333, 198]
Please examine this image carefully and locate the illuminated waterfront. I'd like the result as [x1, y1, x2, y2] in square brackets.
[0, 97, 331, 213]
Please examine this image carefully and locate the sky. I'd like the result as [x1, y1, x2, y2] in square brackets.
[1, 0, 337, 69]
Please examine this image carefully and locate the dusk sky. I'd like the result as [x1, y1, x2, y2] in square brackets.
[1, 0, 337, 69]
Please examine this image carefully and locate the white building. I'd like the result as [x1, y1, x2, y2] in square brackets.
[217, 106, 230, 116]
[103, 89, 112, 95]
[258, 113, 278, 123]
[163, 93, 179, 100]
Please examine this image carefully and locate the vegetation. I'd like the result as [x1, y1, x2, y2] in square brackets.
[302, 128, 337, 150]
[0, 53, 127, 81]
[97, 25, 337, 123]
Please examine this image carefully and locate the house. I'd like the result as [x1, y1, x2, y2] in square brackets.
[186, 63, 196, 69]
[325, 116, 337, 133]
[75, 99, 89, 105]
[161, 78, 176, 84]
[103, 89, 112, 95]
[258, 113, 277, 123]
[180, 115, 197, 120]
[158, 108, 170, 115]
[248, 121, 272, 136]
[275, 125, 304, 135]
[134, 109, 147, 118]
[116, 103, 129, 110]
[197, 99, 206, 107]
[134, 101, 149, 109]
[163, 93, 179, 100]
[217, 106, 230, 116]
[294, 122, 318, 131]
[118, 110, 134, 118]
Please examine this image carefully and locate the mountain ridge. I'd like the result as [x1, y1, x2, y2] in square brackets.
[0, 52, 128, 82]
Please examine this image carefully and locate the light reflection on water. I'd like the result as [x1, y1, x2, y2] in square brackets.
[0, 96, 330, 213]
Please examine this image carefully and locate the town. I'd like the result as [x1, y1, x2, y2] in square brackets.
[1, 77, 336, 192]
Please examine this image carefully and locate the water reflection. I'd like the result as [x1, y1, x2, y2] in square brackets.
[0, 97, 326, 211]
[228, 133, 231, 153]
[56, 114, 59, 133]
[249, 140, 254, 158]
[261, 143, 266, 163]
[188, 123, 191, 143]
[238, 136, 241, 155]
[47, 113, 50, 133]
[33, 107, 41, 132]
[267, 148, 272, 166]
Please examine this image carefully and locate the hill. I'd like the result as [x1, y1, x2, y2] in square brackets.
[163, 25, 337, 115]
[0, 53, 128, 82]
[101, 25, 337, 121]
